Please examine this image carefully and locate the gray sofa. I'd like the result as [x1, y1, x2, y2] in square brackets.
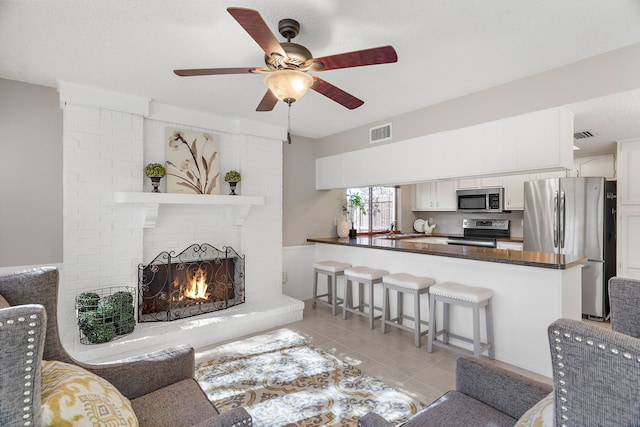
[0, 267, 251, 427]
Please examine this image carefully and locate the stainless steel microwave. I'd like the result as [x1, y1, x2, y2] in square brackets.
[456, 187, 505, 213]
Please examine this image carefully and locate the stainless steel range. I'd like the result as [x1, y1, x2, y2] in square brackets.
[447, 219, 510, 248]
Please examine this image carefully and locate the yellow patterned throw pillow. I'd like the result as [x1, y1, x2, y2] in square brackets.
[515, 392, 554, 427]
[0, 293, 9, 308]
[41, 360, 139, 427]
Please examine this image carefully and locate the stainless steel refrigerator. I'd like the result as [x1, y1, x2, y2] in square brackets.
[524, 177, 616, 319]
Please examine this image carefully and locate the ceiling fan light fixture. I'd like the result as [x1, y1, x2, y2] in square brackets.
[264, 70, 313, 103]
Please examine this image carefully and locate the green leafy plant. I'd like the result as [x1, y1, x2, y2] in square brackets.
[346, 192, 366, 230]
[348, 193, 367, 216]
[224, 170, 242, 182]
[144, 163, 166, 177]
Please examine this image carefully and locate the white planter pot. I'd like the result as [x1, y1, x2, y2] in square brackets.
[337, 220, 350, 238]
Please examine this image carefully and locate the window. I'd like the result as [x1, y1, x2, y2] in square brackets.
[347, 187, 397, 233]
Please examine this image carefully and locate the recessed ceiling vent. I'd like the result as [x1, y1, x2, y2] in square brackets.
[370, 122, 392, 144]
[574, 129, 598, 139]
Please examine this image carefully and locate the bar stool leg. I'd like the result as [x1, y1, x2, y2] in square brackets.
[414, 290, 421, 347]
[443, 301, 450, 344]
[343, 279, 352, 320]
[397, 291, 403, 326]
[312, 270, 319, 309]
[328, 274, 335, 316]
[473, 303, 481, 358]
[427, 293, 436, 353]
[382, 286, 389, 334]
[486, 299, 495, 359]
[368, 281, 375, 329]
[358, 282, 364, 312]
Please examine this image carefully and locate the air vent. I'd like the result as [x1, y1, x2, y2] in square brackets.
[370, 123, 392, 144]
[573, 130, 597, 139]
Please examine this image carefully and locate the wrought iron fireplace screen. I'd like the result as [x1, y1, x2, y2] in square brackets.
[138, 244, 245, 322]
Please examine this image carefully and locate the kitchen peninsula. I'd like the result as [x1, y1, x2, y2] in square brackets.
[307, 235, 586, 377]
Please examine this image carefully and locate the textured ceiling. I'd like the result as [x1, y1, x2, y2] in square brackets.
[1, 0, 640, 153]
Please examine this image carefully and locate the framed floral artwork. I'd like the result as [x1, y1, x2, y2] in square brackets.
[165, 128, 220, 194]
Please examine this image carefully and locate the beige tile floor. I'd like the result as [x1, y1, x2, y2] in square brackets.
[198, 300, 579, 406]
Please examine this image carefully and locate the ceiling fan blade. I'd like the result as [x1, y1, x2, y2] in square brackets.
[309, 45, 398, 71]
[227, 7, 287, 58]
[256, 89, 278, 112]
[174, 67, 267, 77]
[311, 77, 364, 110]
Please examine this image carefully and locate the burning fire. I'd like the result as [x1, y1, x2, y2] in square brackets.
[175, 267, 210, 300]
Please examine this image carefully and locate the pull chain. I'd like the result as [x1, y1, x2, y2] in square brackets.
[287, 100, 292, 144]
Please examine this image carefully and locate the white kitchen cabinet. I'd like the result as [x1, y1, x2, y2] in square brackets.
[617, 209, 640, 279]
[412, 181, 458, 211]
[316, 107, 574, 190]
[503, 107, 575, 172]
[457, 176, 503, 189]
[504, 174, 529, 210]
[480, 176, 504, 188]
[533, 170, 568, 180]
[457, 179, 480, 189]
[496, 241, 523, 251]
[573, 154, 616, 179]
[413, 182, 436, 210]
[617, 139, 640, 206]
[617, 137, 640, 279]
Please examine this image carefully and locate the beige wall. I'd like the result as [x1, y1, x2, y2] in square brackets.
[282, 135, 344, 246]
[0, 78, 63, 267]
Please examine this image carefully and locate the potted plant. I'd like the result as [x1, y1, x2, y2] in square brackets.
[224, 170, 241, 195]
[144, 163, 166, 193]
[346, 192, 366, 237]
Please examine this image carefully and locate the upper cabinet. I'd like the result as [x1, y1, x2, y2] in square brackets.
[618, 139, 640, 206]
[412, 181, 458, 211]
[316, 107, 574, 190]
[457, 176, 503, 189]
[503, 174, 529, 210]
[617, 137, 640, 279]
[571, 154, 616, 179]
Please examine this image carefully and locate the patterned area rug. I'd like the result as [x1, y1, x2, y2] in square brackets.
[195, 328, 425, 426]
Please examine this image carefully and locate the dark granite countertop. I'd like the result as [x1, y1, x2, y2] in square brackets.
[306, 235, 585, 270]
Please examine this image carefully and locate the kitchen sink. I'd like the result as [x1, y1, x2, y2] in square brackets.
[377, 233, 425, 240]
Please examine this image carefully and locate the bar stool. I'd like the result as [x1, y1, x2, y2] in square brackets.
[313, 261, 352, 315]
[381, 273, 435, 347]
[427, 281, 495, 359]
[343, 266, 388, 329]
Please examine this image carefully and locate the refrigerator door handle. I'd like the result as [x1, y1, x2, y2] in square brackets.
[560, 191, 566, 249]
[553, 191, 559, 248]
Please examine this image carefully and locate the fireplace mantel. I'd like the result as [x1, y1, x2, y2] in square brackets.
[114, 192, 265, 227]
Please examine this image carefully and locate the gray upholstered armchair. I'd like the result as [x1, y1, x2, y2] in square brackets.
[609, 276, 640, 338]
[548, 318, 640, 425]
[0, 304, 47, 426]
[357, 356, 552, 427]
[0, 267, 251, 427]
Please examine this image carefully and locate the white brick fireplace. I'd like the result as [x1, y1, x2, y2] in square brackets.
[58, 82, 303, 362]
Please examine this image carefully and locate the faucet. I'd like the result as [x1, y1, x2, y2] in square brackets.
[389, 220, 397, 233]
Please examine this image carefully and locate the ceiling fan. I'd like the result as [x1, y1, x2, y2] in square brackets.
[174, 7, 398, 112]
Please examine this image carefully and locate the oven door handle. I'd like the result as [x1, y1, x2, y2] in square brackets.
[447, 238, 497, 248]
